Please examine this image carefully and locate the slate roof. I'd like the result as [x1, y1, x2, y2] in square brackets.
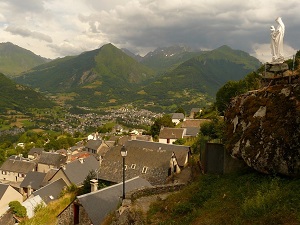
[77, 177, 152, 225]
[85, 140, 102, 151]
[61, 155, 100, 185]
[70, 142, 85, 152]
[28, 148, 44, 156]
[41, 169, 58, 186]
[0, 159, 35, 173]
[190, 108, 201, 113]
[133, 135, 153, 142]
[184, 127, 200, 137]
[181, 119, 211, 128]
[98, 140, 190, 185]
[159, 127, 185, 139]
[20, 171, 47, 190]
[38, 152, 67, 167]
[32, 178, 67, 204]
[56, 149, 67, 155]
[0, 183, 9, 199]
[172, 113, 185, 120]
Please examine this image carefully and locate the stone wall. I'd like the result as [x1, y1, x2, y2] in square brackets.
[57, 184, 186, 225]
[127, 183, 186, 202]
[57, 201, 92, 225]
[57, 202, 74, 225]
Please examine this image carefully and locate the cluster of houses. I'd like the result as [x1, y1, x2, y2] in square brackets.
[0, 109, 210, 224]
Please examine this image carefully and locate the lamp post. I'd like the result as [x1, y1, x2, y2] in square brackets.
[120, 145, 127, 200]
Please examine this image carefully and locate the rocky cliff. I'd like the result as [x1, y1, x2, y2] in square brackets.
[224, 84, 300, 177]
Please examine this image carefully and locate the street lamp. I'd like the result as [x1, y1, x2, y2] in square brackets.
[120, 145, 127, 200]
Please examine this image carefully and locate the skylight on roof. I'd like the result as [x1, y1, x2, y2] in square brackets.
[131, 164, 136, 169]
[142, 166, 148, 174]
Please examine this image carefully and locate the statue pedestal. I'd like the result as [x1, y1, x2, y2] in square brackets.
[264, 62, 289, 78]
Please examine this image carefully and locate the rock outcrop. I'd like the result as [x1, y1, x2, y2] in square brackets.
[224, 84, 300, 177]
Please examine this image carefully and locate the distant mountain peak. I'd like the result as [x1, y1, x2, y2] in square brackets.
[0, 42, 50, 77]
[144, 45, 194, 58]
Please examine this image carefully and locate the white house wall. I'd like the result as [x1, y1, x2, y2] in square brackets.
[0, 185, 23, 216]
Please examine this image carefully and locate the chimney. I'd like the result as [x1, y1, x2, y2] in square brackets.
[67, 151, 72, 163]
[78, 158, 84, 164]
[131, 135, 136, 140]
[27, 184, 32, 196]
[90, 179, 98, 192]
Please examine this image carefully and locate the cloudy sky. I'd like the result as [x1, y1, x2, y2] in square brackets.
[0, 0, 299, 62]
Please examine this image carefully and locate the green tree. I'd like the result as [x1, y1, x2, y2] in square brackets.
[215, 72, 260, 114]
[200, 117, 225, 141]
[215, 80, 244, 114]
[175, 106, 186, 116]
[9, 201, 27, 218]
[80, 170, 97, 195]
[150, 114, 175, 137]
[173, 138, 186, 145]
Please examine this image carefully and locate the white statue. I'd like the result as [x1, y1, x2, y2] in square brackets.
[270, 17, 285, 63]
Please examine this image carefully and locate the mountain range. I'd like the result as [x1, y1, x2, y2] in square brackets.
[0, 42, 261, 113]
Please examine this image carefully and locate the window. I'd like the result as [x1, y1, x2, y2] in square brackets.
[142, 166, 148, 174]
[1, 171, 7, 175]
[131, 164, 136, 169]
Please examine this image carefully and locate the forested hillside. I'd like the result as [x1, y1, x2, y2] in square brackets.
[0, 73, 54, 113]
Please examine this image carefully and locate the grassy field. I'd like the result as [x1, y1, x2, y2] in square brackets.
[147, 169, 300, 225]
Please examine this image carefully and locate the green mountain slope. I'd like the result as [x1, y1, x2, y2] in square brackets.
[0, 42, 50, 77]
[140, 45, 204, 73]
[0, 73, 55, 113]
[137, 45, 261, 111]
[15, 43, 155, 106]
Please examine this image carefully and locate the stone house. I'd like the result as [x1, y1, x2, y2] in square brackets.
[49, 155, 100, 186]
[28, 147, 44, 160]
[189, 108, 202, 118]
[0, 157, 36, 183]
[97, 140, 191, 185]
[171, 113, 185, 125]
[0, 183, 23, 216]
[85, 140, 109, 155]
[57, 177, 152, 225]
[87, 132, 101, 140]
[158, 127, 186, 144]
[181, 119, 211, 138]
[37, 151, 67, 173]
[30, 178, 67, 205]
[20, 171, 47, 197]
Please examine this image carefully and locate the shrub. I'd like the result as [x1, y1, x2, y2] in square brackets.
[9, 201, 27, 218]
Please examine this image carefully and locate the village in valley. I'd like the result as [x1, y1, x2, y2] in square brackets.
[0, 107, 220, 224]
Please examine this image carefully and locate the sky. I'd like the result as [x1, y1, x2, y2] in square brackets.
[0, 0, 299, 62]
